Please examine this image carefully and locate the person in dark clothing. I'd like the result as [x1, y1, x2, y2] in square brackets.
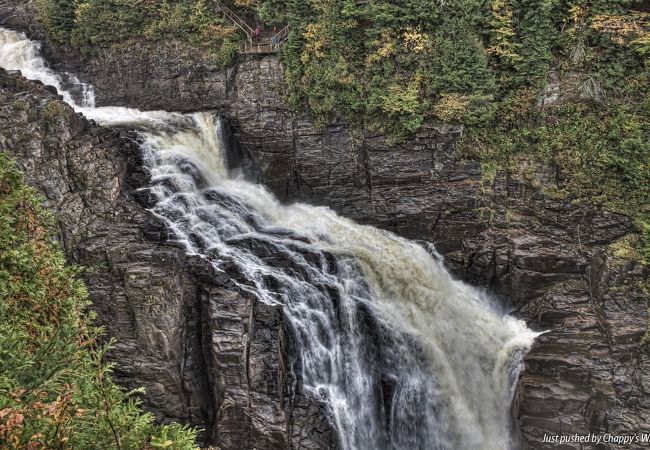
[255, 26, 262, 40]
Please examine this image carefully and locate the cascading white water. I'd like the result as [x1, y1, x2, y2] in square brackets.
[0, 28, 95, 107]
[0, 29, 185, 127]
[1, 27, 539, 450]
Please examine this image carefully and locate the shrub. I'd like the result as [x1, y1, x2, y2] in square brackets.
[0, 153, 199, 450]
[37, 0, 241, 57]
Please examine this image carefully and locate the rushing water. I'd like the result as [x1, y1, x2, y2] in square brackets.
[1, 27, 539, 450]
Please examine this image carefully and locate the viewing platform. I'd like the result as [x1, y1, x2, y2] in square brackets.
[212, 0, 289, 54]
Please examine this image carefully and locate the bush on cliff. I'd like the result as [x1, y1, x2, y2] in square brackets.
[37, 0, 244, 68]
[276, 0, 642, 134]
[0, 153, 198, 450]
[35, 0, 76, 45]
[273, 0, 650, 261]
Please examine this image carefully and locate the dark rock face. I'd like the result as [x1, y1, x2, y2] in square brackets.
[202, 57, 650, 448]
[0, 0, 43, 38]
[0, 69, 334, 449]
[78, 41, 232, 112]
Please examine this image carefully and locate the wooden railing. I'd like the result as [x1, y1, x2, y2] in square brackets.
[212, 0, 254, 45]
[211, 0, 289, 54]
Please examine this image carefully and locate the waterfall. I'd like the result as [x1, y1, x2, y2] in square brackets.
[1, 27, 539, 450]
[0, 29, 185, 127]
[0, 28, 94, 107]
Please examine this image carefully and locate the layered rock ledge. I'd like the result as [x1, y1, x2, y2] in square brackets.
[0, 68, 333, 449]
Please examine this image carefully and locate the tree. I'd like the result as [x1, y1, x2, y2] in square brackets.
[40, 0, 76, 44]
[488, 0, 520, 65]
[0, 153, 198, 450]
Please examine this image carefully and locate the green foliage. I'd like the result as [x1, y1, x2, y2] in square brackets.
[488, 0, 520, 65]
[639, 222, 650, 265]
[0, 153, 199, 449]
[256, 0, 287, 25]
[275, 0, 647, 137]
[280, 0, 499, 136]
[215, 32, 245, 69]
[38, 0, 241, 58]
[71, 0, 157, 48]
[42, 100, 68, 121]
[508, 0, 559, 88]
[36, 0, 77, 45]
[467, 102, 649, 211]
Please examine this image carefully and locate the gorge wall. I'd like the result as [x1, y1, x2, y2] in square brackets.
[230, 56, 650, 448]
[0, 68, 334, 449]
[1, 4, 649, 448]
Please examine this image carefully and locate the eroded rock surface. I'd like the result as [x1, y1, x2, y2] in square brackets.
[230, 62, 650, 446]
[0, 68, 333, 449]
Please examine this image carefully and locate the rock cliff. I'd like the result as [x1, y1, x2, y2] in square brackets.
[57, 49, 650, 448]
[1, 4, 649, 447]
[0, 68, 333, 449]
[227, 58, 650, 449]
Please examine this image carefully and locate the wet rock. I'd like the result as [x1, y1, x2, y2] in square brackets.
[0, 68, 334, 450]
[217, 57, 649, 450]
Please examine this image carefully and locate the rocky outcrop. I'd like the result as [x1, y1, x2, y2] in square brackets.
[81, 41, 233, 112]
[64, 44, 650, 447]
[230, 63, 650, 447]
[0, 0, 43, 39]
[0, 68, 334, 449]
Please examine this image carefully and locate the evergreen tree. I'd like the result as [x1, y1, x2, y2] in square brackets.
[0, 153, 198, 450]
[510, 0, 559, 88]
[46, 0, 76, 44]
[488, 0, 520, 66]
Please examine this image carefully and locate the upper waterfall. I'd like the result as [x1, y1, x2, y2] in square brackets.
[0, 28, 94, 108]
[0, 29, 188, 128]
[0, 27, 539, 450]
